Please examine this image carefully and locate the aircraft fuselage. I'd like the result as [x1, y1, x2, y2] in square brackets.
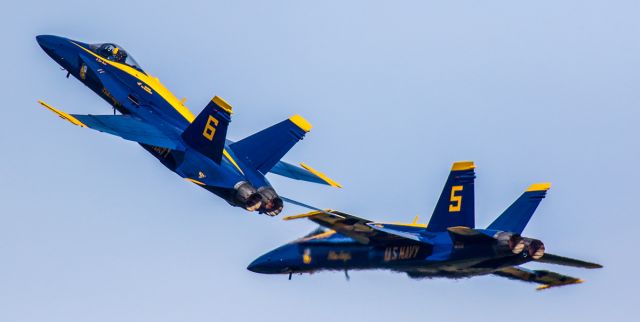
[37, 35, 282, 214]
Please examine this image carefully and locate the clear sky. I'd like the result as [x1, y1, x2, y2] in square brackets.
[1, 1, 638, 321]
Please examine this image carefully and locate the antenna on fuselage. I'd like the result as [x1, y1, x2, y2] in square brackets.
[344, 269, 350, 281]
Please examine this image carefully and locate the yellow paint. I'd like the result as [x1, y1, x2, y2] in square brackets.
[38, 100, 87, 128]
[203, 115, 219, 141]
[327, 251, 352, 261]
[451, 161, 475, 171]
[449, 185, 463, 212]
[381, 221, 428, 228]
[526, 182, 551, 192]
[299, 163, 342, 188]
[283, 210, 325, 221]
[212, 96, 233, 114]
[185, 178, 205, 186]
[112, 47, 119, 55]
[303, 230, 336, 241]
[136, 82, 153, 95]
[222, 149, 244, 175]
[412, 215, 419, 225]
[71, 42, 196, 122]
[302, 248, 312, 264]
[289, 114, 312, 132]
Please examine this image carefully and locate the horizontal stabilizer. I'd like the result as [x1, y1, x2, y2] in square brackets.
[493, 266, 585, 290]
[38, 100, 182, 149]
[231, 115, 312, 174]
[487, 183, 550, 234]
[270, 161, 342, 187]
[536, 253, 602, 269]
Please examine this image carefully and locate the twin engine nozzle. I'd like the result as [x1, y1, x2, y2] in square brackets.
[234, 182, 283, 216]
[493, 232, 545, 259]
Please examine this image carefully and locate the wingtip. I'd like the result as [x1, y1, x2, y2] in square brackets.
[536, 284, 551, 291]
[38, 100, 87, 128]
[282, 210, 327, 221]
[185, 178, 206, 186]
[299, 162, 342, 188]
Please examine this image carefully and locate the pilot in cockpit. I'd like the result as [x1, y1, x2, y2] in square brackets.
[92, 42, 143, 72]
[111, 47, 127, 63]
[97, 44, 126, 63]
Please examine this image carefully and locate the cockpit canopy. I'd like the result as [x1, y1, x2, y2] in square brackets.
[90, 43, 143, 72]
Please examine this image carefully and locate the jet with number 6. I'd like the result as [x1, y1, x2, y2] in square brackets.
[36, 35, 341, 216]
[249, 161, 602, 290]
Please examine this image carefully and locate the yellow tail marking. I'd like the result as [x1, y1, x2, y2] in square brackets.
[38, 100, 87, 128]
[451, 161, 475, 171]
[289, 114, 312, 132]
[212, 96, 233, 114]
[526, 182, 551, 192]
[449, 185, 463, 212]
[202, 115, 219, 141]
[299, 163, 342, 188]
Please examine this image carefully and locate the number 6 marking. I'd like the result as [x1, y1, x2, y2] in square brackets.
[203, 115, 219, 141]
[449, 185, 463, 212]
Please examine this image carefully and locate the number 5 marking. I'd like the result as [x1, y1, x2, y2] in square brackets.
[449, 185, 463, 212]
[203, 115, 219, 141]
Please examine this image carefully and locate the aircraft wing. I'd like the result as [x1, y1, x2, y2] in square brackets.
[493, 266, 585, 290]
[536, 253, 602, 269]
[38, 101, 182, 150]
[282, 198, 423, 244]
[270, 161, 342, 188]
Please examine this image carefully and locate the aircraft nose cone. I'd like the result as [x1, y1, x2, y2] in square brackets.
[36, 35, 60, 51]
[247, 255, 272, 273]
[247, 244, 300, 274]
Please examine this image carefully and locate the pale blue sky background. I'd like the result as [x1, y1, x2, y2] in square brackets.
[1, 1, 638, 321]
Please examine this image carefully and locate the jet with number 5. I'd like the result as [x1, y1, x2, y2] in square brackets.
[249, 161, 602, 290]
[36, 35, 341, 216]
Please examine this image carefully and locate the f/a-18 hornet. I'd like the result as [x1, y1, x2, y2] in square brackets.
[249, 161, 602, 289]
[36, 35, 341, 216]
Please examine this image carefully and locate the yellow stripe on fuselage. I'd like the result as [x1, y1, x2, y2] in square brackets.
[71, 42, 196, 123]
[223, 149, 244, 175]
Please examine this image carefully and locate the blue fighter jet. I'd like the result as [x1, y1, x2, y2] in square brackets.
[36, 35, 341, 216]
[249, 161, 602, 289]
